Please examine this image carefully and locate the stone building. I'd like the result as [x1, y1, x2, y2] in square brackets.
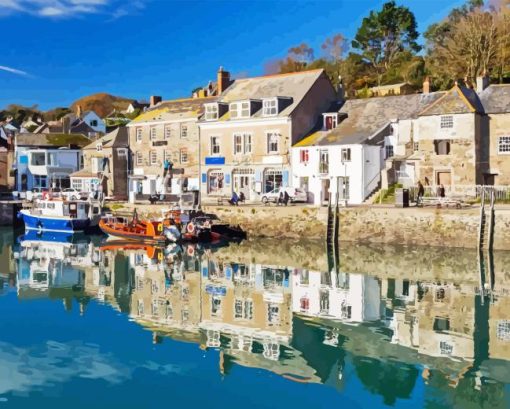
[198, 68, 337, 203]
[69, 127, 129, 199]
[127, 95, 217, 202]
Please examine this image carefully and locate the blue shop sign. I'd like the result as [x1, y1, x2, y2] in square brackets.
[205, 284, 227, 296]
[19, 155, 28, 165]
[205, 157, 225, 165]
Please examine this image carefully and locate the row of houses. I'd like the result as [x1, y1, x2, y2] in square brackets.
[7, 67, 510, 204]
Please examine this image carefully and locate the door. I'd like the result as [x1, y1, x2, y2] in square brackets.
[321, 179, 330, 205]
[233, 175, 253, 200]
[436, 171, 451, 186]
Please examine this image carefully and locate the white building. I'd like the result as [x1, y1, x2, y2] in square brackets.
[81, 111, 106, 134]
[292, 91, 445, 204]
[14, 133, 90, 192]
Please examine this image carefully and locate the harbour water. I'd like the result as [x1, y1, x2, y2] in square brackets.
[0, 227, 509, 408]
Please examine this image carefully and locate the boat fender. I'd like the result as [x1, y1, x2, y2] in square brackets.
[186, 222, 195, 234]
[157, 223, 163, 233]
[157, 251, 164, 261]
[187, 245, 195, 257]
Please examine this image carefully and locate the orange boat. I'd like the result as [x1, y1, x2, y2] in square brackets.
[99, 211, 167, 244]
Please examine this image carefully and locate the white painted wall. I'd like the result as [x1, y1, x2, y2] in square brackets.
[291, 144, 383, 205]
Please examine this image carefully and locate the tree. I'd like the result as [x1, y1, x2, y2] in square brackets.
[352, 1, 421, 85]
[321, 33, 348, 62]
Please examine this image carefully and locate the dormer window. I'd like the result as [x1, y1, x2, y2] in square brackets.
[263, 99, 278, 116]
[205, 104, 219, 121]
[323, 113, 338, 130]
[230, 101, 251, 119]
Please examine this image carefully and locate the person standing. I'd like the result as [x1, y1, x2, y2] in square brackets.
[283, 190, 290, 206]
[439, 184, 445, 198]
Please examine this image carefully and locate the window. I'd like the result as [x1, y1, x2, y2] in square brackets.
[233, 132, 252, 155]
[300, 149, 309, 163]
[117, 148, 128, 157]
[341, 148, 351, 162]
[181, 124, 188, 138]
[205, 104, 218, 120]
[497, 320, 510, 341]
[230, 101, 250, 119]
[319, 149, 329, 174]
[244, 133, 252, 154]
[413, 142, 419, 152]
[150, 150, 158, 165]
[31, 152, 46, 166]
[136, 151, 143, 166]
[90, 119, 98, 127]
[164, 126, 171, 139]
[263, 99, 277, 116]
[300, 297, 310, 312]
[264, 169, 282, 193]
[339, 176, 350, 200]
[440, 115, 454, 129]
[211, 296, 222, 316]
[498, 136, 510, 154]
[434, 140, 451, 155]
[34, 175, 47, 188]
[136, 128, 142, 142]
[439, 341, 453, 355]
[385, 145, 394, 158]
[180, 148, 188, 164]
[435, 287, 446, 301]
[150, 127, 158, 141]
[324, 114, 338, 130]
[267, 132, 279, 154]
[433, 317, 450, 332]
[234, 133, 243, 155]
[267, 303, 280, 325]
[91, 157, 102, 172]
[210, 136, 220, 155]
[234, 299, 253, 320]
[72, 179, 83, 191]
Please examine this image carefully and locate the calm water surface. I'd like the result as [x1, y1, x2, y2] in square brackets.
[0, 228, 509, 408]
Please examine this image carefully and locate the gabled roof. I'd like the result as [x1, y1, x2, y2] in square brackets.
[217, 69, 329, 119]
[296, 92, 445, 147]
[479, 84, 510, 114]
[16, 133, 91, 148]
[83, 127, 128, 150]
[419, 85, 483, 116]
[130, 96, 218, 124]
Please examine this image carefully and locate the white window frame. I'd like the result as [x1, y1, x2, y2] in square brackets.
[180, 124, 188, 138]
[263, 98, 278, 116]
[230, 101, 250, 119]
[150, 150, 158, 165]
[233, 133, 243, 155]
[323, 113, 338, 130]
[136, 151, 143, 166]
[498, 136, 510, 154]
[210, 136, 221, 155]
[341, 148, 351, 162]
[266, 131, 279, 154]
[497, 320, 510, 341]
[150, 127, 157, 141]
[440, 115, 454, 129]
[244, 133, 252, 154]
[164, 125, 171, 139]
[205, 104, 218, 121]
[300, 149, 309, 164]
[136, 128, 142, 142]
[180, 148, 188, 164]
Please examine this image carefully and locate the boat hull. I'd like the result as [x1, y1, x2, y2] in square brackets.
[20, 210, 90, 233]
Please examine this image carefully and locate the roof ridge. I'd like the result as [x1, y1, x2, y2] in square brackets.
[158, 96, 218, 104]
[418, 85, 476, 116]
[235, 68, 324, 81]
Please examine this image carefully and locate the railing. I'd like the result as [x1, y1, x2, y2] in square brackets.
[407, 185, 510, 202]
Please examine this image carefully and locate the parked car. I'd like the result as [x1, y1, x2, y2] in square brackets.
[261, 187, 307, 204]
[61, 188, 87, 200]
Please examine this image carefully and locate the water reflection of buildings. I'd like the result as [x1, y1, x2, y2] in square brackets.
[10, 235, 510, 402]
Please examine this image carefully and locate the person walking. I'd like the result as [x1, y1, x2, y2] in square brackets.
[283, 190, 290, 206]
[416, 180, 425, 206]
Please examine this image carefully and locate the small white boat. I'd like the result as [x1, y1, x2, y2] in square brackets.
[18, 198, 102, 234]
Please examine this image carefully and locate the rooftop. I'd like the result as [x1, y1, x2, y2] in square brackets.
[83, 127, 128, 150]
[479, 84, 510, 114]
[16, 133, 91, 148]
[419, 84, 484, 116]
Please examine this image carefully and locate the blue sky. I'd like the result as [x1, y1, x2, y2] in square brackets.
[0, 0, 465, 111]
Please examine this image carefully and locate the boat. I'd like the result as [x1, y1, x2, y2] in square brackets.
[18, 198, 102, 234]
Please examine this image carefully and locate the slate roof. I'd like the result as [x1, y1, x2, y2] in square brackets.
[83, 127, 128, 150]
[217, 69, 329, 119]
[479, 84, 510, 114]
[296, 92, 445, 147]
[419, 85, 484, 116]
[130, 96, 218, 124]
[16, 133, 91, 148]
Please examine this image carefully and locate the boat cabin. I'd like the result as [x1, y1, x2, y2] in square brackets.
[32, 199, 93, 219]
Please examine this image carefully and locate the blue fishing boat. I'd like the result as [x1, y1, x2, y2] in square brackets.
[18, 198, 102, 234]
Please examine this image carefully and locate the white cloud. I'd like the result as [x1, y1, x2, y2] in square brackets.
[0, 0, 145, 19]
[0, 65, 31, 77]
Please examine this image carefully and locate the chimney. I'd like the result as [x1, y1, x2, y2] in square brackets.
[464, 76, 474, 89]
[217, 66, 231, 95]
[61, 116, 71, 134]
[337, 75, 345, 102]
[423, 76, 430, 94]
[150, 96, 162, 107]
[76, 104, 82, 118]
[476, 71, 490, 93]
